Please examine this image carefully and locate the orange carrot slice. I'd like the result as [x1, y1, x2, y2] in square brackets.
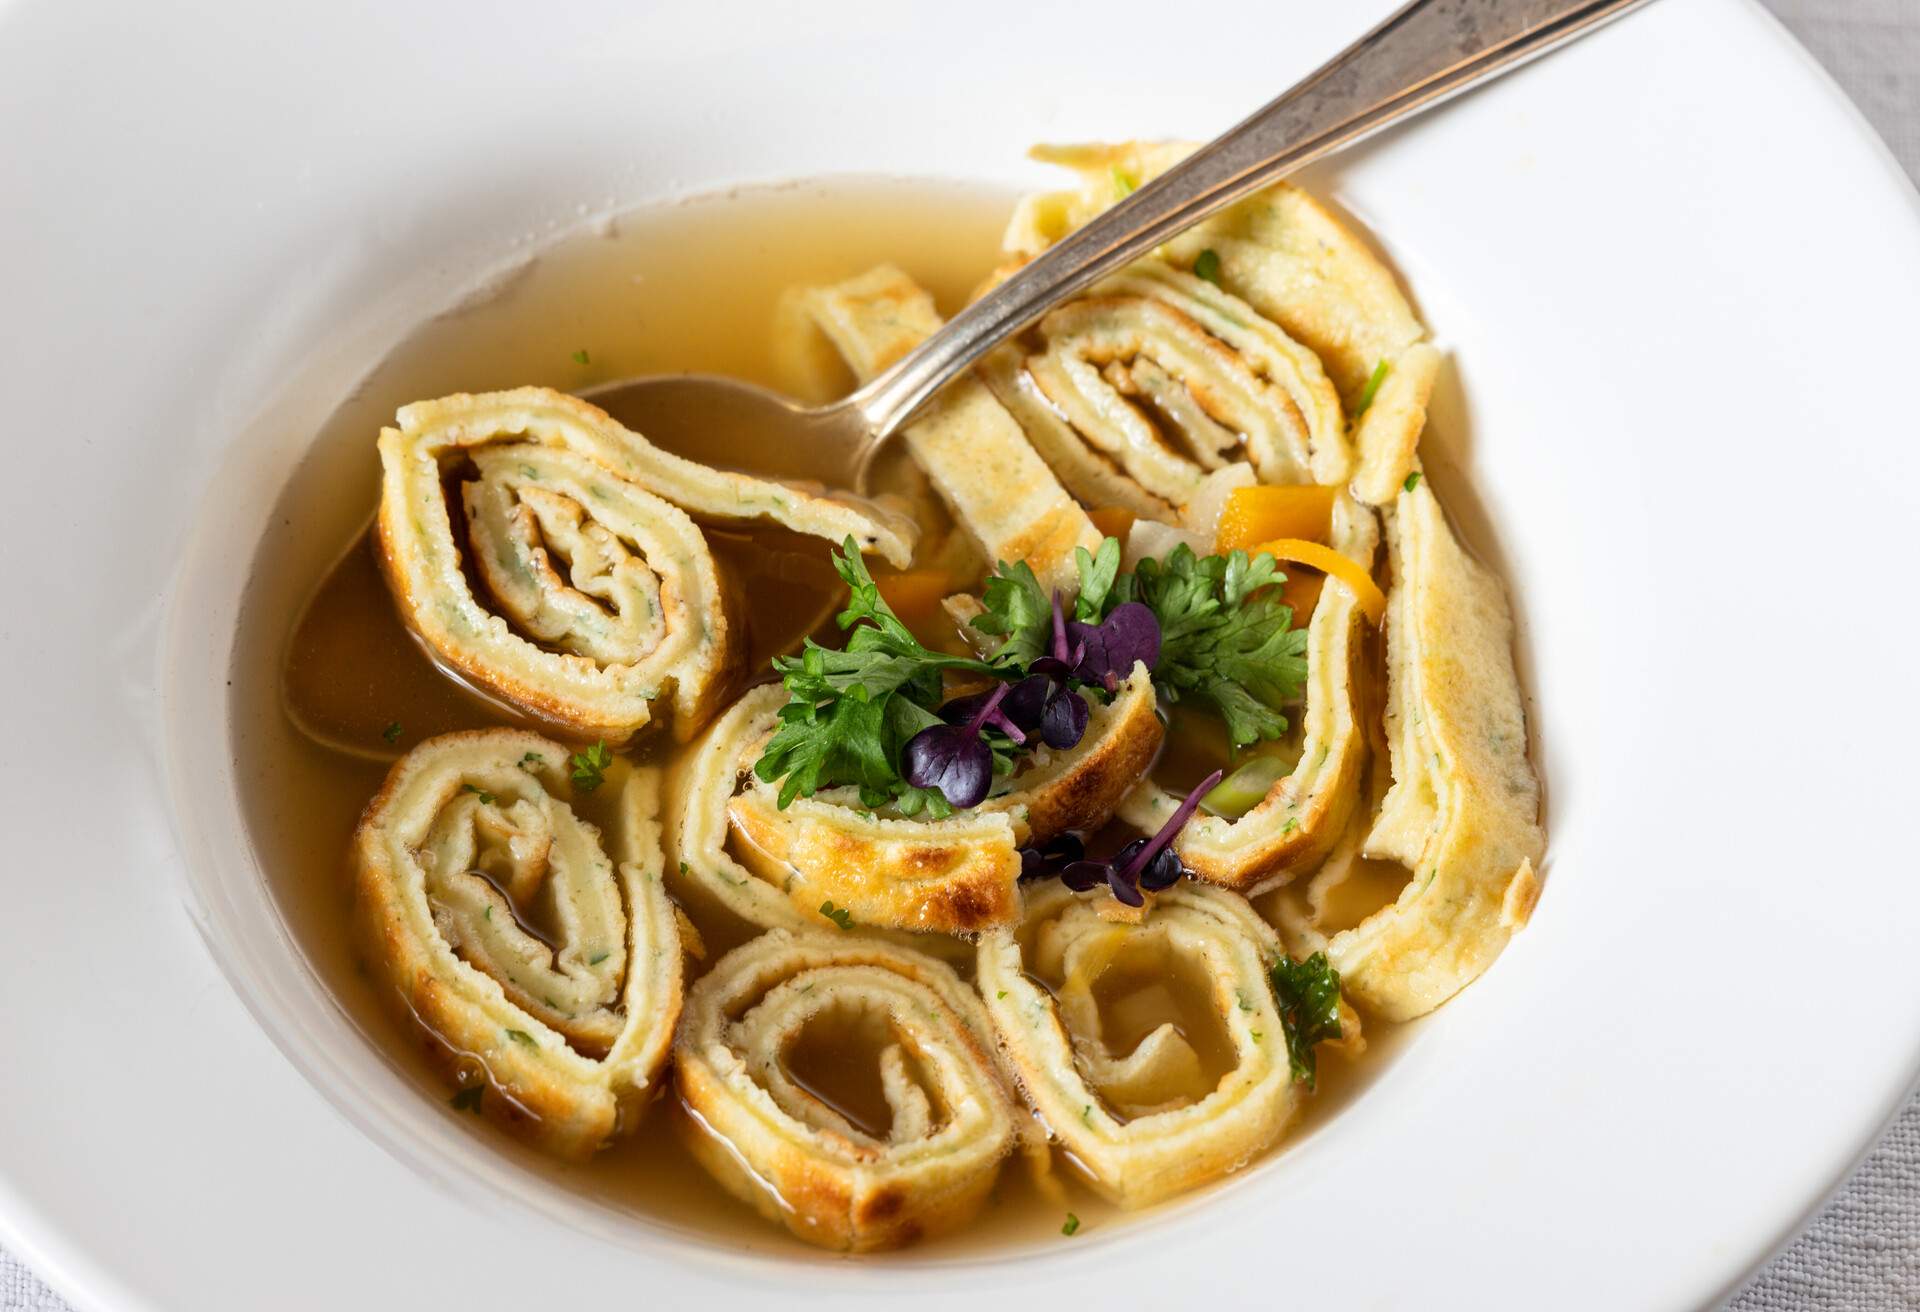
[1280, 571, 1325, 625]
[1249, 537, 1386, 626]
[1214, 485, 1337, 553]
[875, 569, 954, 623]
[1087, 506, 1136, 543]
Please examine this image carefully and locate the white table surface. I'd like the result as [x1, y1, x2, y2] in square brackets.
[5, 1, 1917, 1309]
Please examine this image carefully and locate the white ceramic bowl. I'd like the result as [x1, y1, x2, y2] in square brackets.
[3, 0, 1918, 1307]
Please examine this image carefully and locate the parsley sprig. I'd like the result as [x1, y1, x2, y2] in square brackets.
[1271, 951, 1343, 1089]
[980, 540, 1308, 752]
[569, 741, 613, 792]
[753, 539, 996, 816]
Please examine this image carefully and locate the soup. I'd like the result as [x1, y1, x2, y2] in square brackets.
[233, 152, 1541, 1255]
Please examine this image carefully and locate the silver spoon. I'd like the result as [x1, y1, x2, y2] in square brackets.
[588, 0, 1651, 492]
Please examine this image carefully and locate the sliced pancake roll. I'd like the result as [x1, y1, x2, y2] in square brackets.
[776, 266, 1100, 594]
[977, 882, 1305, 1208]
[350, 730, 681, 1159]
[376, 386, 914, 743]
[666, 670, 1162, 935]
[1117, 493, 1379, 892]
[985, 262, 1349, 522]
[1271, 481, 1543, 1021]
[1005, 142, 1442, 508]
[675, 930, 1020, 1251]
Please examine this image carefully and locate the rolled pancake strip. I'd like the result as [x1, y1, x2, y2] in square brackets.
[990, 263, 1347, 519]
[776, 266, 1099, 593]
[675, 930, 1019, 1252]
[351, 730, 681, 1159]
[1278, 482, 1541, 1021]
[1005, 142, 1441, 508]
[669, 667, 1163, 934]
[978, 882, 1300, 1208]
[377, 387, 913, 742]
[1118, 495, 1378, 892]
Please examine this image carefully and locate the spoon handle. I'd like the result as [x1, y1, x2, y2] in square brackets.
[848, 0, 1651, 441]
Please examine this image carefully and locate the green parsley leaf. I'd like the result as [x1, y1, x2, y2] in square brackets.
[519, 751, 544, 769]
[1270, 952, 1343, 1090]
[971, 555, 1052, 668]
[461, 783, 495, 805]
[753, 539, 993, 811]
[588, 951, 610, 966]
[570, 741, 613, 792]
[1116, 545, 1308, 751]
[1353, 359, 1390, 418]
[381, 721, 402, 744]
[571, 348, 591, 365]
[996, 990, 1008, 1000]
[1403, 470, 1422, 493]
[1072, 536, 1123, 622]
[504, 1028, 537, 1048]
[1193, 248, 1222, 286]
[1061, 1212, 1082, 1236]
[450, 1084, 485, 1113]
[1110, 166, 1137, 197]
[819, 900, 854, 931]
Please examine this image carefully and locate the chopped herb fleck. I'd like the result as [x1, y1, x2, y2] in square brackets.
[381, 721, 402, 744]
[678, 860, 690, 876]
[519, 751, 545, 769]
[1080, 1104, 1092, 1124]
[1403, 470, 1423, 493]
[588, 951, 610, 966]
[1280, 817, 1299, 836]
[1353, 359, 1391, 418]
[570, 741, 613, 792]
[571, 348, 591, 365]
[1193, 248, 1222, 285]
[449, 1084, 485, 1113]
[1061, 1212, 1081, 1236]
[504, 1029, 536, 1048]
[819, 900, 854, 931]
[1110, 166, 1137, 197]
[461, 783, 495, 805]
[1270, 952, 1343, 1090]
[997, 990, 1008, 999]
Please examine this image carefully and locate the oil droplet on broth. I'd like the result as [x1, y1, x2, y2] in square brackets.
[232, 176, 1403, 1256]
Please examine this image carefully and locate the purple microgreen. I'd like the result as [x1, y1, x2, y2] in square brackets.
[1000, 675, 1051, 730]
[1116, 835, 1186, 892]
[1019, 832, 1086, 880]
[904, 683, 1017, 809]
[1106, 864, 1146, 907]
[1059, 860, 1108, 893]
[1114, 767, 1223, 889]
[939, 683, 1027, 745]
[1039, 685, 1090, 748]
[1066, 601, 1161, 688]
[1040, 768, 1224, 904]
[1097, 600, 1161, 673]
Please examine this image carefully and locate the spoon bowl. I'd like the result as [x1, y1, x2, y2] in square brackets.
[583, 375, 878, 490]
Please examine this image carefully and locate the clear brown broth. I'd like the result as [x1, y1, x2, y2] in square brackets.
[232, 177, 1403, 1257]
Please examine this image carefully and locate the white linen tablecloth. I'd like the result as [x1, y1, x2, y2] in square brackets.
[4, 1, 1916, 1308]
